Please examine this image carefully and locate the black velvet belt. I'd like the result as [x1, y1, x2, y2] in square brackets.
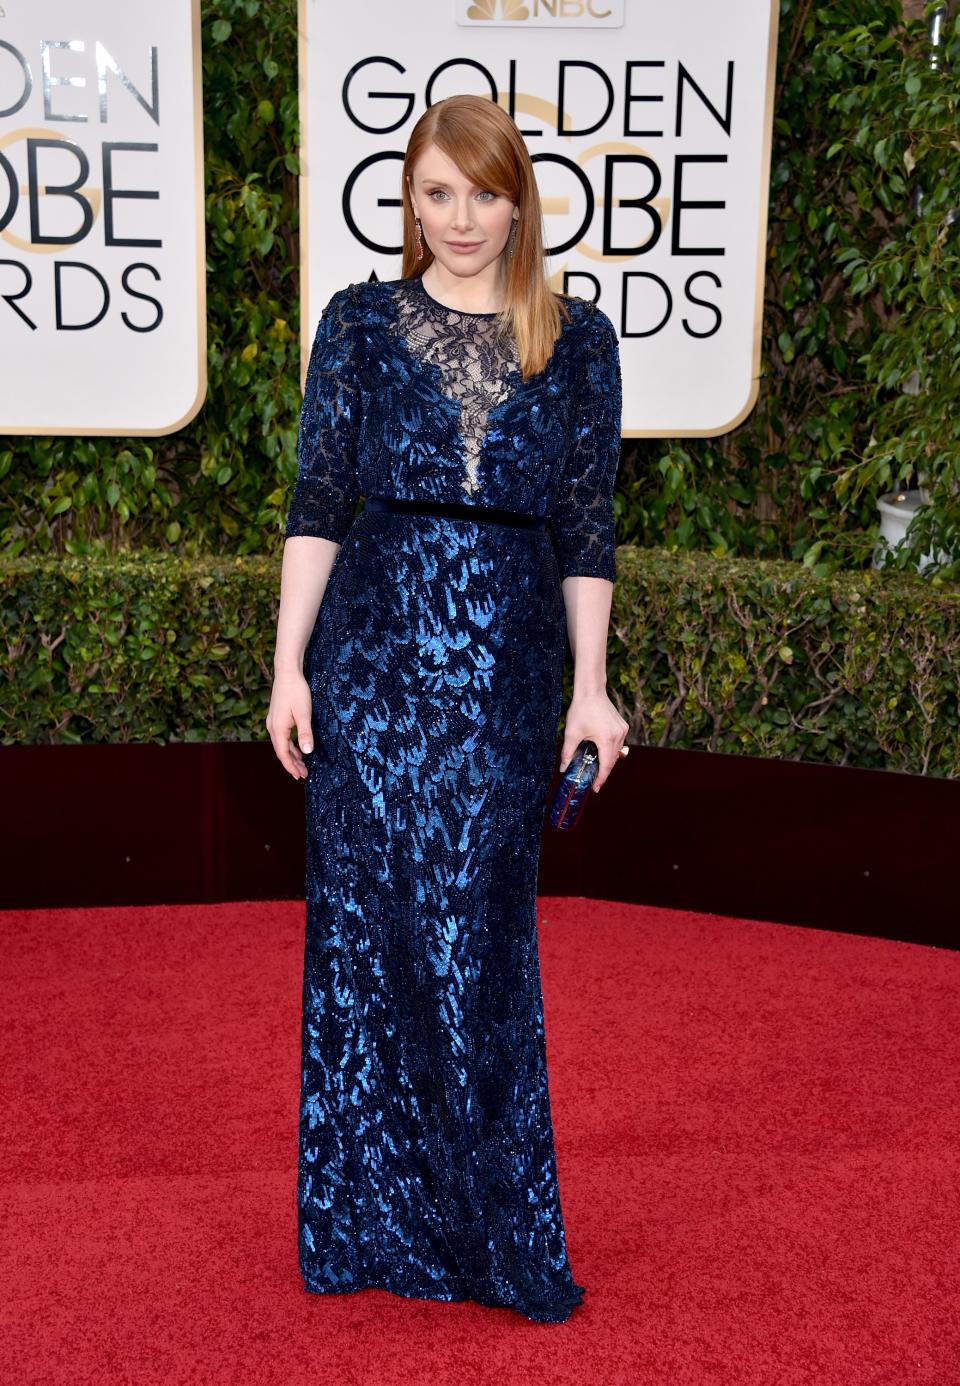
[364, 494, 548, 531]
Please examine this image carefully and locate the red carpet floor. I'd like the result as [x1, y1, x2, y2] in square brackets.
[1, 897, 957, 1386]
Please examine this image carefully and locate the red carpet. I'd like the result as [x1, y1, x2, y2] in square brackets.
[1, 897, 957, 1385]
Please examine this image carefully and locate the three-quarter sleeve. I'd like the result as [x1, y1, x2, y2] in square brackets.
[550, 305, 623, 582]
[284, 284, 363, 543]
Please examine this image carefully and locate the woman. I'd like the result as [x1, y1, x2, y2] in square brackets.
[267, 93, 628, 1324]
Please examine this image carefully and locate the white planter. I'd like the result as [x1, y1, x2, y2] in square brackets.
[873, 489, 950, 572]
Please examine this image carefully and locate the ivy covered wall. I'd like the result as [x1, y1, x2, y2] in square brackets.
[2, 0, 958, 581]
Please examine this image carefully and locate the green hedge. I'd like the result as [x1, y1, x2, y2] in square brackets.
[609, 545, 959, 776]
[4, 549, 957, 776]
[0, 554, 277, 743]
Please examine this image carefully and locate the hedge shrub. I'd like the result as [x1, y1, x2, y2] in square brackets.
[1, 554, 277, 742]
[609, 545, 959, 776]
[4, 548, 957, 776]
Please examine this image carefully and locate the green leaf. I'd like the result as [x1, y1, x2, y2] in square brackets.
[211, 19, 232, 42]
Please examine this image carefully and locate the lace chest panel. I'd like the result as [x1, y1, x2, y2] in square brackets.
[392, 277, 521, 498]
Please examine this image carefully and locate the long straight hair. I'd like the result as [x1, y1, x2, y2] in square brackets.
[400, 94, 571, 381]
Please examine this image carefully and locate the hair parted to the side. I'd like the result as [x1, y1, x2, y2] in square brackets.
[401, 94, 572, 381]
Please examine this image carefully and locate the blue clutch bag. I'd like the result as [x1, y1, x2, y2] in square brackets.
[547, 739, 599, 831]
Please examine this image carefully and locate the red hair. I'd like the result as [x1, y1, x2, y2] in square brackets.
[401, 94, 571, 380]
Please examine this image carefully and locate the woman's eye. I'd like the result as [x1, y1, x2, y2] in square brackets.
[426, 189, 496, 202]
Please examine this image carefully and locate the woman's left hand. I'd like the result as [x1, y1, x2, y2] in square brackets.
[559, 689, 630, 793]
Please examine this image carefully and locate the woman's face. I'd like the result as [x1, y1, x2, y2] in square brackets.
[407, 142, 518, 280]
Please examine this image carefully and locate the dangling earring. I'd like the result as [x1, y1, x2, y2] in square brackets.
[414, 216, 424, 261]
[507, 218, 518, 254]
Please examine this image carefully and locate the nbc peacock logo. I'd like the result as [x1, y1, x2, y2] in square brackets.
[466, 0, 531, 18]
[459, 0, 623, 26]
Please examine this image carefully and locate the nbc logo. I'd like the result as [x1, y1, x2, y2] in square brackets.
[459, 0, 623, 26]
[466, 0, 532, 16]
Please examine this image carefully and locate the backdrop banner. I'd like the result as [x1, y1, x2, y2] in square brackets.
[0, 0, 206, 436]
[300, 0, 779, 436]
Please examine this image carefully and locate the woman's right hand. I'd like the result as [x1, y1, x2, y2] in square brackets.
[266, 671, 314, 780]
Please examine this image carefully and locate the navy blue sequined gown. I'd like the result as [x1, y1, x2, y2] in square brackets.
[284, 272, 622, 1323]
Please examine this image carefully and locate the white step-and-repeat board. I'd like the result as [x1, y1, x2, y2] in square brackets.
[0, 0, 205, 436]
[299, 0, 779, 437]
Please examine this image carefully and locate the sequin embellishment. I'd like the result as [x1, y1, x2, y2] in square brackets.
[285, 274, 622, 1323]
